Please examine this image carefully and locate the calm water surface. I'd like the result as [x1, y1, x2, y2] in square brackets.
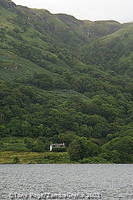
[0, 164, 133, 200]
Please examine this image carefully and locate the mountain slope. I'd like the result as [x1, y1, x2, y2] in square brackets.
[0, 0, 133, 163]
[82, 24, 133, 76]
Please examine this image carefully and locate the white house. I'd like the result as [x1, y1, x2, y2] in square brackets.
[50, 143, 65, 152]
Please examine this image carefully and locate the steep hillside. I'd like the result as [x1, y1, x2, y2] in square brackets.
[82, 24, 133, 76]
[0, 0, 133, 163]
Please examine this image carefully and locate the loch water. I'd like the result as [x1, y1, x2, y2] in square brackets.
[0, 164, 133, 200]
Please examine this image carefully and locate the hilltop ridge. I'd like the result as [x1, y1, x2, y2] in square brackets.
[0, 0, 16, 8]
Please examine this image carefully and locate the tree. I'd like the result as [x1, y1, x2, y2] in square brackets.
[102, 136, 133, 163]
[32, 140, 47, 152]
[13, 156, 20, 164]
[99, 150, 121, 163]
[58, 132, 77, 147]
[68, 137, 99, 161]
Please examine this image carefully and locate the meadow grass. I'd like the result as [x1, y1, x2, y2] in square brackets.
[0, 151, 74, 164]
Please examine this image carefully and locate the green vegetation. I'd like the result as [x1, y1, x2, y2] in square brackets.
[68, 136, 99, 161]
[0, 151, 71, 164]
[0, 0, 133, 164]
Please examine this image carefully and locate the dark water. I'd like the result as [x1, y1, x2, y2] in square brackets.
[0, 164, 133, 200]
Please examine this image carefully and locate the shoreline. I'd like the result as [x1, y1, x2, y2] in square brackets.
[0, 151, 132, 164]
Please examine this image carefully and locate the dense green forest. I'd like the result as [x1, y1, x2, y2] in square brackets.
[0, 0, 133, 163]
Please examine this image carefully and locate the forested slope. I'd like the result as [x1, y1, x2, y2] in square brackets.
[0, 0, 133, 163]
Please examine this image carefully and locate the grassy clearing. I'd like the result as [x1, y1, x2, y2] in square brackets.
[0, 151, 73, 164]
